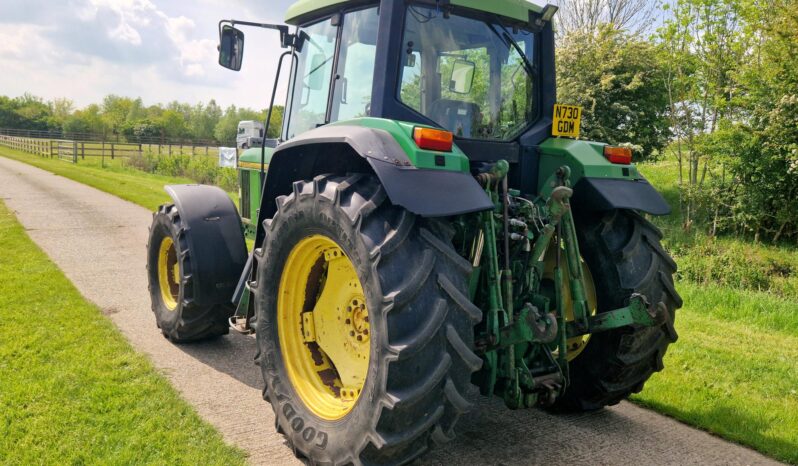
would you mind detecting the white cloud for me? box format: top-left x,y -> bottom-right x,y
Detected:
0,0 -> 295,108
162,14 -> 217,77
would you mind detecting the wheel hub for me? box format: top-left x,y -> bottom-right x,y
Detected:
278,235 -> 371,420
157,236 -> 179,311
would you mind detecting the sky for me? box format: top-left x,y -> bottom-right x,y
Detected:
0,0 -> 295,109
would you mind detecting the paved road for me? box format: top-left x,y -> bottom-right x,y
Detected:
0,155 -> 782,466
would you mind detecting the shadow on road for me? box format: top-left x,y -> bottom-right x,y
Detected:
175,332 -> 263,390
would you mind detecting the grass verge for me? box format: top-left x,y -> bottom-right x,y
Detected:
0,201 -> 246,464
632,281 -> 798,464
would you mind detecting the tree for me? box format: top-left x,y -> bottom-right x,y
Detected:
101,95 -> 137,136
556,0 -> 658,37
48,98 -> 74,129
656,0 -> 746,229
2,93 -> 53,131
266,106 -> 284,139
557,25 -> 670,159
715,0 -> 798,241
63,104 -> 106,135
188,100 -> 222,141
157,109 -> 189,139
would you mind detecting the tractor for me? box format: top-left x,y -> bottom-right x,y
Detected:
146,0 -> 682,464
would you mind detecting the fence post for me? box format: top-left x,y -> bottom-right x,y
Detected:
111,143 -> 115,160
49,140 -> 53,158
73,141 -> 78,163
81,142 -> 85,160
139,143 -> 142,157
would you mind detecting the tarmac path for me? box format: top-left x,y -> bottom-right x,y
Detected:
0,154 -> 782,465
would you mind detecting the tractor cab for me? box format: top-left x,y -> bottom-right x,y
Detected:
279,0 -> 556,148
220,0 -> 557,151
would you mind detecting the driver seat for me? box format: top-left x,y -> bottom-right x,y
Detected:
429,99 -> 482,138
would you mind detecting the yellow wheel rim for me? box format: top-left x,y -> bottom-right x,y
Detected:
544,246 -> 598,361
157,236 -> 180,311
278,235 -> 370,421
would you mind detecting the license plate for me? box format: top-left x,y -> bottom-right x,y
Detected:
552,104 -> 582,139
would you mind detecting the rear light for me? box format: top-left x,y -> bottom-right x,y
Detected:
604,146 -> 632,165
413,127 -> 453,152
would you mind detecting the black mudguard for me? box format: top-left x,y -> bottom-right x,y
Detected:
165,185 -> 248,306
571,177 -> 671,216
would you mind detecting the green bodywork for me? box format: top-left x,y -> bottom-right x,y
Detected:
329,118 -> 470,172
537,138 -> 641,197
285,0 -> 543,24
236,117 -> 470,239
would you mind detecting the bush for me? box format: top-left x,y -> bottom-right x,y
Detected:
125,151 -> 238,192
669,232 -> 798,297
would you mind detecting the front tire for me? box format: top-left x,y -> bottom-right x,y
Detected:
254,174 -> 482,465
553,209 -> 682,411
146,204 -> 232,342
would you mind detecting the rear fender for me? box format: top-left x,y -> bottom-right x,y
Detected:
253,123 -> 493,246
537,138 -> 671,216
164,185 -> 248,305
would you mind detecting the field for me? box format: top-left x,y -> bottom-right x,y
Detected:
0,146 -> 796,463
0,200 -> 246,464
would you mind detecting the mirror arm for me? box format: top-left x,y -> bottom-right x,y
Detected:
219,20 -> 296,48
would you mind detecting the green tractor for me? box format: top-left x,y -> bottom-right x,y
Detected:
146,0 -> 681,464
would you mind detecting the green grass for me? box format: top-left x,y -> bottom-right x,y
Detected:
0,201 -> 246,464
632,282 -> 798,464
634,157 -> 798,463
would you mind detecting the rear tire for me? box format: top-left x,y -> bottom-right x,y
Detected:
553,209 -> 682,411
146,204 -> 232,342
254,174 -> 482,465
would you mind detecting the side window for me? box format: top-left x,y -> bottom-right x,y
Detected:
332,7 -> 379,122
399,51 -> 422,112
285,19 -> 338,139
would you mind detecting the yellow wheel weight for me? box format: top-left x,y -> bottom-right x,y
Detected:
157,236 -> 180,311
278,235 -> 371,420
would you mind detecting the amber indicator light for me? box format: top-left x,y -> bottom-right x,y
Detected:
413,127 -> 454,152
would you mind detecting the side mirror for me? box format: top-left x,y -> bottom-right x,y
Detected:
218,25 -> 245,71
449,59 -> 476,94
307,53 -> 327,91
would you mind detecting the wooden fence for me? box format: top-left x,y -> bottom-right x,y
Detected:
0,134 -> 220,165
0,135 -> 143,163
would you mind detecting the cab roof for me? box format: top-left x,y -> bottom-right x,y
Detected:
285,0 -> 545,26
